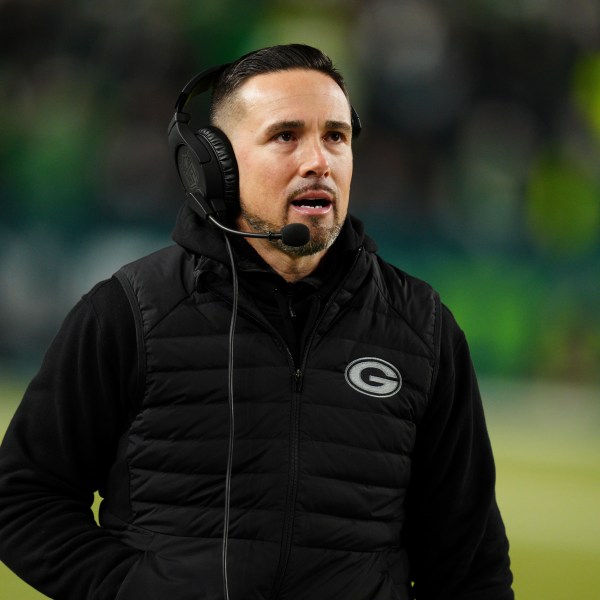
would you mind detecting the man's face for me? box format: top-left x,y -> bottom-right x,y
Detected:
224,69 -> 354,255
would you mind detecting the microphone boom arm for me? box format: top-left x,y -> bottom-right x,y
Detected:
208,215 -> 283,241
207,215 -> 310,247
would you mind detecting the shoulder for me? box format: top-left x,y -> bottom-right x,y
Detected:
80,276 -> 137,364
369,253 -> 441,339
116,244 -> 197,303
113,245 -> 203,338
371,253 -> 438,301
117,244 -> 195,290
83,277 -> 132,319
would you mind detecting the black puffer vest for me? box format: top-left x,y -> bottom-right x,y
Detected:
104,212 -> 441,600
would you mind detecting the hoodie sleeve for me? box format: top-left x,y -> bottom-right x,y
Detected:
404,305 -> 514,600
0,277 -> 142,600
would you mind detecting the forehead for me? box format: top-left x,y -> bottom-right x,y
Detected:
234,69 -> 351,121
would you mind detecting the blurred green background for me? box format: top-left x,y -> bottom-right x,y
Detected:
1,0 -> 599,598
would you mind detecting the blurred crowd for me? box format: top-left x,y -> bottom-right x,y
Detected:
1,0 -> 599,385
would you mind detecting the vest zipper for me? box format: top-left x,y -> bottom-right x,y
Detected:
270,367 -> 302,598
270,248 -> 363,598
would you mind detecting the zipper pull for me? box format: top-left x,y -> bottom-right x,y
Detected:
288,291 -> 297,318
294,368 -> 303,391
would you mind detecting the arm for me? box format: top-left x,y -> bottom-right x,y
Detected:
404,305 -> 513,599
0,278 -> 142,600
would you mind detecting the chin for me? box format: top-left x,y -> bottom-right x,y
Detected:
278,221 -> 342,257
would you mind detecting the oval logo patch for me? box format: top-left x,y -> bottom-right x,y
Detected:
344,357 -> 402,398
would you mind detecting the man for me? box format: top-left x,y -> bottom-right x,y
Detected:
0,44 -> 513,599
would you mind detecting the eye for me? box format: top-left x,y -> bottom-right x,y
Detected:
326,131 -> 347,143
274,131 -> 296,143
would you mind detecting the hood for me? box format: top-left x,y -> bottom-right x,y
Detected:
171,203 -> 232,264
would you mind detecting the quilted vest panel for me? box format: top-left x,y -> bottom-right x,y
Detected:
109,243 -> 440,599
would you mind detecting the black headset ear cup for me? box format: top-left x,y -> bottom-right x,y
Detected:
195,126 -> 239,215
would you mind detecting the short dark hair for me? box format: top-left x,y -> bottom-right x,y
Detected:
210,44 -> 349,123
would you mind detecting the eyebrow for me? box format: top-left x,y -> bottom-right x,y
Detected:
325,120 -> 353,133
263,119 -> 352,137
264,120 -> 304,137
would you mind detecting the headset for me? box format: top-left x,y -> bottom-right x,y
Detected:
167,63 -> 362,237
168,64 -> 239,224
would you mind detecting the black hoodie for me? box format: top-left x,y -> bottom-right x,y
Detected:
0,208 -> 513,599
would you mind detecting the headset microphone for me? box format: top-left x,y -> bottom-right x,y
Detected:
275,223 -> 311,246
204,212 -> 310,247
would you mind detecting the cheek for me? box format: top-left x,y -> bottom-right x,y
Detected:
236,157 -> 264,198
236,157 -> 289,219
244,164 -> 295,207
336,157 -> 353,195
237,152 -> 279,189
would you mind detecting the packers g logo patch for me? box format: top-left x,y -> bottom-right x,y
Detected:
344,357 -> 402,398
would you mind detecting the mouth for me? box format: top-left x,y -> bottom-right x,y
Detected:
291,198 -> 332,209
289,189 -> 334,216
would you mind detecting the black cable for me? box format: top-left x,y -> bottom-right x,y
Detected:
222,233 -> 238,600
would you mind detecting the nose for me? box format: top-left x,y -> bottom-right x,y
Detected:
299,140 -> 330,178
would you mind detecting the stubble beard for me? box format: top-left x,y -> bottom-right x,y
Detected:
239,204 -> 343,257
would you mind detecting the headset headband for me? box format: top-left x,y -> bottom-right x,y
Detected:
174,64 -> 230,114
